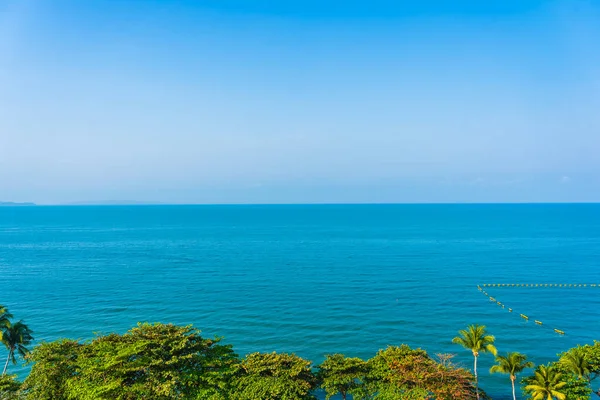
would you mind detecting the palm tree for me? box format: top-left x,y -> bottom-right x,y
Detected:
490,352 -> 534,400
452,324 -> 497,400
0,306 -> 12,334
559,346 -> 592,382
1,321 -> 33,375
524,365 -> 567,400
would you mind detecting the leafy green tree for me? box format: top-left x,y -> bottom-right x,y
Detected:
583,341 -> 600,397
547,362 -> 592,400
524,365 -> 567,400
0,374 -> 22,399
230,352 -> 317,400
584,341 -> 600,374
560,347 -> 592,382
490,352 -> 533,400
23,339 -> 82,400
360,345 -> 428,399
1,321 -> 33,375
359,345 -> 478,400
317,353 -> 368,400
558,342 -> 600,397
452,324 -> 497,400
24,323 -> 238,400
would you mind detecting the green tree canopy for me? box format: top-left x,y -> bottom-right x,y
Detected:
230,352 -> 317,400
23,339 -> 82,400
545,362 -> 592,400
583,341 -> 600,397
560,346 -> 592,382
24,323 -> 238,400
360,345 -> 479,400
558,341 -> 600,397
317,353 -> 368,400
0,374 -> 22,399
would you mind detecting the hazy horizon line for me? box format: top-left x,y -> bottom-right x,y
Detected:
3,201 -> 600,207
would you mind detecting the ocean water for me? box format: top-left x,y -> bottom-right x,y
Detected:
1,204 -> 599,399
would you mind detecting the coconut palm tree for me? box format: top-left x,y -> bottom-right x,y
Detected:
0,306 -> 12,334
524,365 -> 567,400
490,352 -> 534,400
560,346 -> 592,382
1,321 -> 33,375
452,324 -> 497,400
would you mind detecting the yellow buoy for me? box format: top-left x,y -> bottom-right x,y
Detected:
520,314 -> 529,320
535,320 -> 543,325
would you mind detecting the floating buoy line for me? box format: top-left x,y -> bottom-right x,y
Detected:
481,283 -> 597,288
476,283 -> 598,336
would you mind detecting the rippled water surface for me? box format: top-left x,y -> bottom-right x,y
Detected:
1,204 -> 599,398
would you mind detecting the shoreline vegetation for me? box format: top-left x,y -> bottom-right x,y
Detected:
1,306 -> 599,399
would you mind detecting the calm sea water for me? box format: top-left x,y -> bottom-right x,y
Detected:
1,204 -> 599,399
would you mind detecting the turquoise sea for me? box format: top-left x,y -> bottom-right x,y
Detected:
1,204 -> 599,399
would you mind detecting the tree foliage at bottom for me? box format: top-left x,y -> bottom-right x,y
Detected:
23,323 -> 238,400
230,352 -> 317,400
357,345 -> 480,399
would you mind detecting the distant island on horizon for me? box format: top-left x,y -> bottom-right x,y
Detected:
0,201 -> 37,206
64,200 -> 168,206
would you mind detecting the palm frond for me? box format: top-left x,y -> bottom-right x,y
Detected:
1,320 -> 34,366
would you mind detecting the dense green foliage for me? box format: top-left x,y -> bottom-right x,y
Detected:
13,325 -> 482,400
21,339 -> 82,399
231,352 -> 317,400
0,374 -> 22,399
544,362 -> 592,399
24,323 -> 237,400
359,345 -> 478,399
558,342 -> 600,397
317,354 -> 368,399
0,309 -> 597,399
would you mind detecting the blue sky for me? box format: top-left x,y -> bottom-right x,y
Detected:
1,0 -> 599,204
